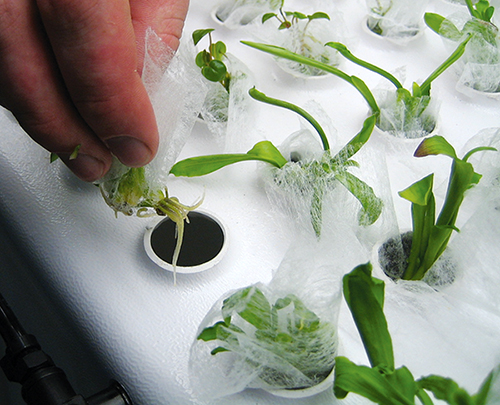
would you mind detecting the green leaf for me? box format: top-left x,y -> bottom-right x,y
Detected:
414,136 -> 458,159
335,171 -> 383,226
419,35 -> 471,96
398,174 -> 434,206
262,12 -> 277,23
334,357 -> 416,405
195,50 -> 211,68
221,286 -> 273,331
473,364 -> 499,405
192,28 -> 214,45
69,144 -> 81,160
462,146 -> 497,162
249,87 -> 330,151
333,114 -> 376,162
308,12 -> 330,21
351,76 -> 380,114
418,375 -> 474,405
424,13 -> 462,40
170,141 -> 287,177
241,41 -> 378,111
50,152 -> 59,163
343,264 -> 394,369
246,140 -> 288,166
212,41 -> 227,60
211,346 -> 230,355
197,321 -> 227,341
286,11 -> 307,20
325,42 -> 403,89
201,60 -> 227,82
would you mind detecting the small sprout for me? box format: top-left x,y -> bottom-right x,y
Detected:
262,6 -> 330,30
465,0 -> 495,23
193,29 -> 231,92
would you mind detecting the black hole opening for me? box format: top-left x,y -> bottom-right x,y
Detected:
150,212 -> 225,267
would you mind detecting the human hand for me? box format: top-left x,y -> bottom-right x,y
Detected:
0,0 -> 189,182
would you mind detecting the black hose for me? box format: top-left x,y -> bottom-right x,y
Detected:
0,291 -> 133,405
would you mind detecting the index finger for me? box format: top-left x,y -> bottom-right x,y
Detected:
36,0 -> 159,168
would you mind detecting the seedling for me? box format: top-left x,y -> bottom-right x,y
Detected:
336,263 -> 500,405
170,87 -> 383,236
193,29 -> 230,92
394,136 -> 496,281
424,2 -> 499,92
424,2 -> 497,46
366,0 -> 394,35
197,285 -> 337,389
99,166 -> 202,283
260,3 -> 341,77
326,38 -> 471,137
261,3 -> 330,31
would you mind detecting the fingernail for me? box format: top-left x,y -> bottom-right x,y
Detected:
62,154 -> 106,182
105,136 -> 153,167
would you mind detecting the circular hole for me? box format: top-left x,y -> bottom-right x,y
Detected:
145,211 -> 227,272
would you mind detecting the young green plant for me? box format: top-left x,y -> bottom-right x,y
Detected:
260,3 -> 343,77
397,135 -> 496,280
261,2 -> 330,30
99,166 -> 202,284
197,285 -> 337,389
170,87 -> 383,236
193,29 -> 231,92
325,37 -> 471,137
366,0 -> 394,35
336,263 -> 500,405
425,0 -> 496,41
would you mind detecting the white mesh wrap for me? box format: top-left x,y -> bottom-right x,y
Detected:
189,241 -> 342,399
98,29 -> 207,211
212,0 -> 281,29
199,53 -> 257,152
365,0 -> 429,43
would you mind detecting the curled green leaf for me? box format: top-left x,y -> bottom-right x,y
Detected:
192,28 -> 214,46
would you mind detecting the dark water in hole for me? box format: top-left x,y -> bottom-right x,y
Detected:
150,212 -> 225,267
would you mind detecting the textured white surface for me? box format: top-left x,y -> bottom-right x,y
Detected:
0,0 -> 500,404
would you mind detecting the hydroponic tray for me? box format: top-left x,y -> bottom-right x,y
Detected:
0,0 -> 499,404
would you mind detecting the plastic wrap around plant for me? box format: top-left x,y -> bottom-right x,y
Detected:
212,0 -> 281,29
365,0 -> 429,43
375,88 -> 440,139
200,54 -> 256,151
249,6 -> 347,78
272,19 -> 343,78
97,30 -> 206,281
426,10 -> 500,94
189,242 -> 341,399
